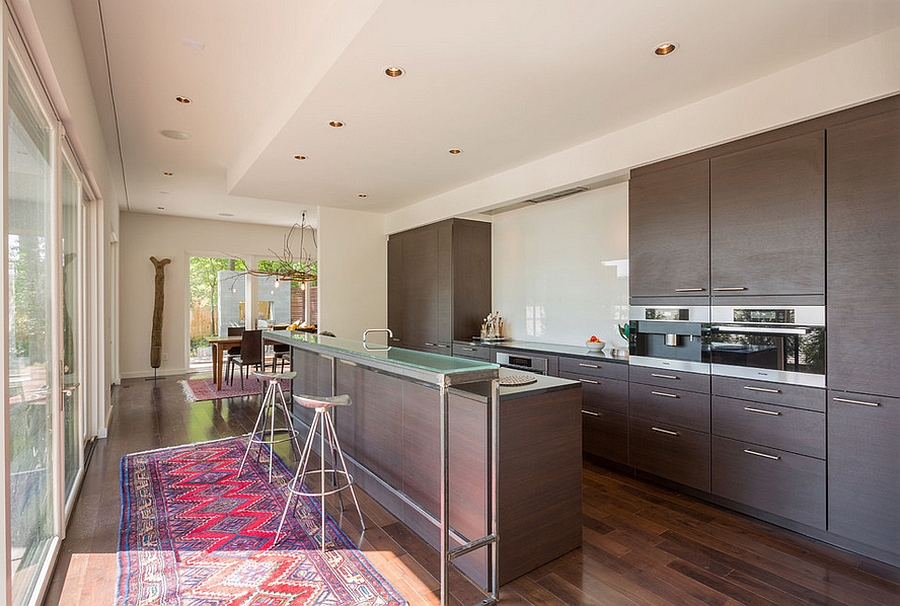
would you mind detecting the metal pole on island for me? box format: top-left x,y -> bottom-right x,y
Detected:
149,256 -> 171,381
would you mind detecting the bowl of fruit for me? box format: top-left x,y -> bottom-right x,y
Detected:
585,335 -> 605,352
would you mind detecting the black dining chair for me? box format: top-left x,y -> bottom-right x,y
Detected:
228,329 -> 263,388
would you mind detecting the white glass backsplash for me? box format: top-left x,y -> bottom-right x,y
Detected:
493,182 -> 629,350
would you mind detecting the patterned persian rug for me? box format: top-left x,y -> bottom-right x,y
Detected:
180,376 -> 290,402
116,436 -> 406,605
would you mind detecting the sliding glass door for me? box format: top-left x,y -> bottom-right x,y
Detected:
61,156 -> 84,505
7,56 -> 56,604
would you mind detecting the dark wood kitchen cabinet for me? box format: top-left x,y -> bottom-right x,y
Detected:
628,367 -> 711,491
826,106 -> 900,396
709,130 -> 825,302
827,391 -> 900,556
629,159 -> 710,303
558,356 -> 629,465
710,376 -> 826,529
388,218 -> 491,353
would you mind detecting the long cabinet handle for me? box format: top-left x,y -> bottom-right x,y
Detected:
651,391 -> 679,399
832,396 -> 880,407
651,427 -> 679,436
744,449 -> 781,461
743,406 -> 781,416
743,385 -> 782,394
579,379 -> 601,385
582,410 -> 601,417
579,363 -> 601,369
713,286 -> 748,292
651,373 -> 680,380
462,347 -> 477,351
674,287 -> 706,292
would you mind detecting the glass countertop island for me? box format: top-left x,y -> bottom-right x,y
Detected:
264,330 -> 499,386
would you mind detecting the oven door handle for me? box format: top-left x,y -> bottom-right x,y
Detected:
712,326 -> 809,335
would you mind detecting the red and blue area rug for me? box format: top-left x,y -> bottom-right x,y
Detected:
117,436 -> 406,605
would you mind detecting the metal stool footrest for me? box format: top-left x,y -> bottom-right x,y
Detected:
238,371 -> 301,482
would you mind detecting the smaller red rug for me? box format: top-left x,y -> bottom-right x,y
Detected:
181,376 -> 290,401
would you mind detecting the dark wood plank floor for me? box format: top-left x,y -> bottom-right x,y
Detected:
44,374 -> 900,605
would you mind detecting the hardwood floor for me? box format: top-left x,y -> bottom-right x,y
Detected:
44,374 -> 900,605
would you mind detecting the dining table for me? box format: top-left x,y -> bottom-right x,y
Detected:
206,335 -> 243,390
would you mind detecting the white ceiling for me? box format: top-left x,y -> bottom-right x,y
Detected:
73,0 -> 900,227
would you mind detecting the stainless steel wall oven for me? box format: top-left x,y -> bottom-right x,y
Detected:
709,306 -> 825,387
629,306 -> 710,374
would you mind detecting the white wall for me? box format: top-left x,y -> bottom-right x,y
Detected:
118,212 -> 295,378
317,206 -> 387,340
493,183 -> 629,350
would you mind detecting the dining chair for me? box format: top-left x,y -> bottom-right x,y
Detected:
228,329 -> 263,388
225,326 -> 244,369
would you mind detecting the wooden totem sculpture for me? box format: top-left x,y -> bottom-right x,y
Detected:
150,256 -> 171,369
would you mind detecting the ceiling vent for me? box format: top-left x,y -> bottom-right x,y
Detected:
484,186 -> 589,215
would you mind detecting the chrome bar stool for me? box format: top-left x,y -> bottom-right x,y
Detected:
275,393 -> 365,551
238,370 -> 301,482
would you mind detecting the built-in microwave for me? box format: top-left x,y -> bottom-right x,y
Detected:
709,306 -> 825,387
629,306 -> 710,374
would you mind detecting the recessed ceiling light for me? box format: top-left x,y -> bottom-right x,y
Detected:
175,96 -> 192,104
163,171 -> 173,176
654,42 -> 678,56
161,129 -> 191,140
358,193 -> 367,198
294,155 -> 307,160
448,148 -> 462,155
384,66 -> 405,78
218,212 -> 234,217
329,120 -> 344,128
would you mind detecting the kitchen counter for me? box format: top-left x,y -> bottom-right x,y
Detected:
274,330 -> 583,586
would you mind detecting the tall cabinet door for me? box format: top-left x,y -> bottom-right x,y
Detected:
826,107 -> 900,396
629,159 -> 710,301
387,233 -> 404,345
400,226 -> 439,348
710,131 -> 824,299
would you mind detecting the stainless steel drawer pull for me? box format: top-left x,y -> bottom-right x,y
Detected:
462,347 -> 476,351
713,286 -> 748,291
743,406 -> 781,416
651,427 -> 679,436
425,341 -> 436,346
579,379 -> 600,385
651,373 -> 680,380
578,363 -> 601,369
651,391 -> 679,399
674,287 -> 706,292
743,385 -> 782,394
833,397 -> 880,407
582,410 -> 601,417
744,449 -> 781,461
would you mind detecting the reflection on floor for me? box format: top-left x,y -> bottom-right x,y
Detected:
45,375 -> 900,606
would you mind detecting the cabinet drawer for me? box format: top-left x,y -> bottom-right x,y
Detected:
712,396 -> 824,459
630,365 -> 710,393
712,376 -> 825,412
560,372 -> 628,415
712,436 -> 825,530
630,383 -> 710,432
452,342 -> 492,361
582,409 -> 628,466
559,356 -> 628,381
629,421 -> 710,491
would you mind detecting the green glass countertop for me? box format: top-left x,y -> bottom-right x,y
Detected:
265,330 -> 499,380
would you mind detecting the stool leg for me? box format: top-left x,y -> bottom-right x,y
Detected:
274,381 -> 302,457
238,380 -> 274,477
275,410 -> 320,543
321,410 -> 365,533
